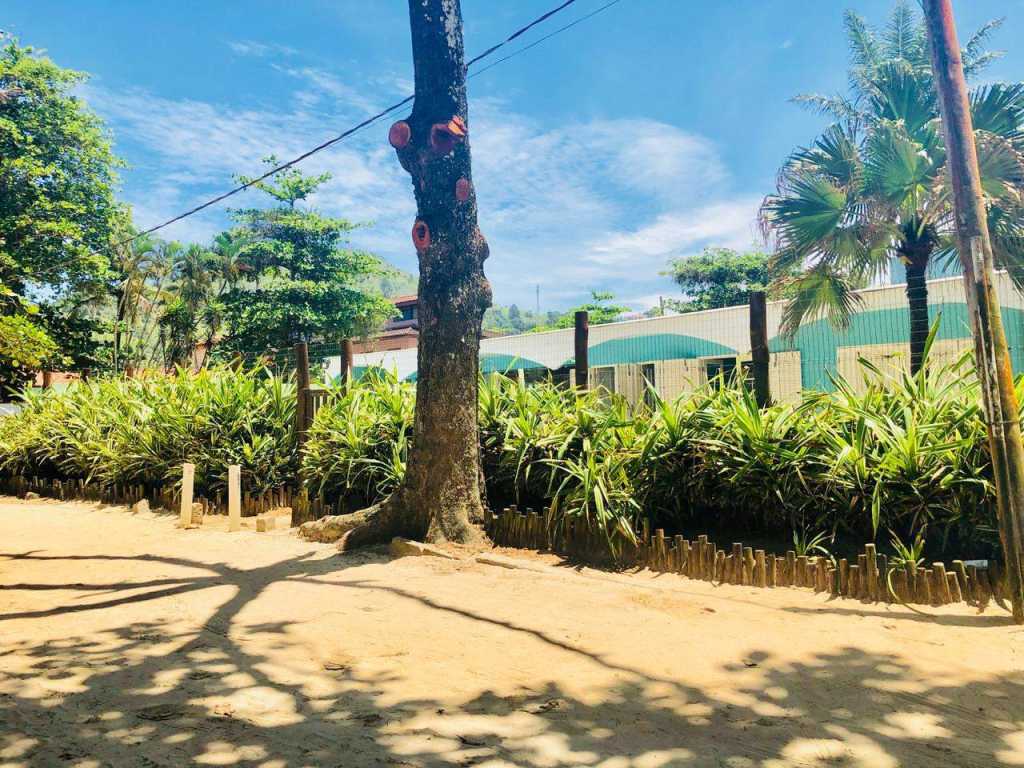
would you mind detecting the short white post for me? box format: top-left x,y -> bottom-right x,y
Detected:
228,465 -> 241,532
179,463 -> 195,528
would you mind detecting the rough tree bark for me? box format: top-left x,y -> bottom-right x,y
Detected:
903,249 -> 931,376
300,0 -> 490,548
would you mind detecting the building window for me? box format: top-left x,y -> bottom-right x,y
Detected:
704,357 -> 737,390
641,362 -> 657,408
591,366 -> 615,393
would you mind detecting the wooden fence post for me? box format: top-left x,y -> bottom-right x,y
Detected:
340,338 -> 354,383
749,291 -> 770,408
228,464 -> 241,532
574,310 -> 589,391
179,463 -> 194,528
294,342 -> 311,448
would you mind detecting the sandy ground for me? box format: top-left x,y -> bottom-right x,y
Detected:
0,498 -> 1022,768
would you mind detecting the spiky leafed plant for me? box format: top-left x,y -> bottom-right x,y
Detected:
760,2 -> 1024,374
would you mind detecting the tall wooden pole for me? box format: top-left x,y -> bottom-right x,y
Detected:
294,342 -> 311,449
749,291 -> 770,408
923,0 -> 1024,622
574,310 -> 589,391
339,338 -> 354,383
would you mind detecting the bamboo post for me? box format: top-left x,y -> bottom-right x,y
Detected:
952,560 -> 970,603
865,544 -> 878,601
574,310 -> 589,391
228,464 -> 241,532
922,569 -> 935,605
748,290 -> 770,407
923,0 -> 1024,623
179,463 -> 194,528
743,547 -> 755,586
934,562 -> 952,604
947,571 -> 963,603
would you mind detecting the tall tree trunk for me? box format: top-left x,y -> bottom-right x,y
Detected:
300,0 -> 490,548
904,250 -> 931,376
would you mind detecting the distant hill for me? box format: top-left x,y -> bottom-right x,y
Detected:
361,263 -> 418,298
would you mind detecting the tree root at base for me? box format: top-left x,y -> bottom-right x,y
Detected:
297,495 -> 487,550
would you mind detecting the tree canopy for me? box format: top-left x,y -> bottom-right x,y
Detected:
664,248 -> 772,312
213,160 -> 396,359
0,36 -> 121,301
529,291 -> 630,332
760,2 -> 1024,373
0,35 -> 123,388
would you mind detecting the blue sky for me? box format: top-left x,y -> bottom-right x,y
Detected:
5,1 -> 1023,311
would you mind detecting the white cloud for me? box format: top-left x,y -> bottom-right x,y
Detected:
227,40 -> 299,58
88,82 -> 761,311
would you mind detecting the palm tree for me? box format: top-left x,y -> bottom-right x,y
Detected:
197,232 -> 247,364
107,230 -> 161,372
760,3 -> 1024,374
159,243 -> 214,368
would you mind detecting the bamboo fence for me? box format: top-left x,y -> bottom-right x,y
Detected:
487,504 -> 1007,610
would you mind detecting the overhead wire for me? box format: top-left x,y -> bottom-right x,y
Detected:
116,0 -> 626,247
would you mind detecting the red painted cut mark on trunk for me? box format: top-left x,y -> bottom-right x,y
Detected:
412,220 -> 431,252
447,115 -> 467,137
455,178 -> 472,202
388,121 -> 411,149
429,124 -> 456,154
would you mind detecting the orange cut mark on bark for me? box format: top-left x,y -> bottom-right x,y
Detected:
447,115 -> 467,136
412,220 -> 431,252
388,121 -> 411,149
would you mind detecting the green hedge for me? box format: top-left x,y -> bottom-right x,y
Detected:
0,355 -> 1006,558
0,368 -> 296,497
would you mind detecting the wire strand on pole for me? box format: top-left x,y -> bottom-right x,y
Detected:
115,0 -> 625,247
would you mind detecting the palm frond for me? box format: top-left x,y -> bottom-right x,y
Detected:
962,18 -> 1005,78
970,83 -> 1024,148
778,266 -> 863,338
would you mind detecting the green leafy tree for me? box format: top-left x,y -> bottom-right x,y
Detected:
484,303 -> 560,334
0,314 -> 57,394
530,291 -> 630,332
0,36 -> 121,321
215,159 -> 395,358
664,248 -> 773,312
760,3 -> 1024,373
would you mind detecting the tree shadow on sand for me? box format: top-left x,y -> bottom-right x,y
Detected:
0,547 -> 1022,767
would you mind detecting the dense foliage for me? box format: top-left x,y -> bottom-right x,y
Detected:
0,314 -> 58,393
664,248 -> 774,312
527,291 -> 631,333
0,351 -> 1005,560
299,354 -> 1000,559
0,368 -> 295,497
213,160 -> 396,360
0,36 -> 123,388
